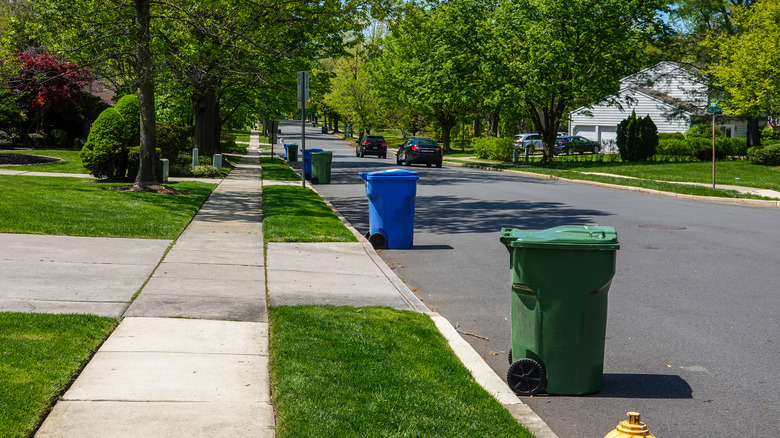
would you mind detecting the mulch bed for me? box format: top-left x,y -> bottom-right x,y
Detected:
0,152 -> 62,166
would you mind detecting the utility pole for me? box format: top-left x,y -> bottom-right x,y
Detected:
298,71 -> 309,188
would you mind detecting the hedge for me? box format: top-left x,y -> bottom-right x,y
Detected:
472,136 -> 515,162
747,144 -> 780,165
658,137 -> 747,159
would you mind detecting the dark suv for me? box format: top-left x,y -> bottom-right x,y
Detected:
357,135 -> 387,158
396,136 -> 443,167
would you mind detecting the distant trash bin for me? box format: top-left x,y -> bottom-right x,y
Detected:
284,143 -> 298,162
310,151 -> 333,184
302,148 -> 323,179
322,126 -> 328,134
500,225 -> 620,396
358,169 -> 419,249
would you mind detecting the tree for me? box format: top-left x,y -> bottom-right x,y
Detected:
324,45 -> 387,140
4,51 -> 90,138
374,0 -> 486,151
489,0 -> 663,161
706,1 -> 780,127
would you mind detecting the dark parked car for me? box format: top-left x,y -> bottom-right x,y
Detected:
396,137 -> 443,167
357,135 -> 388,158
556,135 -> 601,154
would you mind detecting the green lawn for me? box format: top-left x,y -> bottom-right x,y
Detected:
0,176 -> 215,238
448,154 -> 780,199
260,157 -> 300,181
0,313 -> 117,438
1,149 -> 89,174
262,184 -> 357,242
269,306 -> 533,438
554,159 -> 780,190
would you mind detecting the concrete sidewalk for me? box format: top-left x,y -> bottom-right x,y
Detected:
25,136 -> 555,438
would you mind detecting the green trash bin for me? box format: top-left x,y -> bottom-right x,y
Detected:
284,143 -> 298,162
310,150 -> 333,184
500,225 -> 620,396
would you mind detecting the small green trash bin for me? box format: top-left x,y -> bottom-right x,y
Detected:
500,225 -> 619,396
310,150 -> 333,184
284,143 -> 298,162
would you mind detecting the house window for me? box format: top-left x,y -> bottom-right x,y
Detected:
718,125 -> 735,138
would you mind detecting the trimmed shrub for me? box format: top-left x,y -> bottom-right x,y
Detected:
747,144 -> 780,165
220,126 -> 236,153
658,132 -> 685,140
126,146 -> 162,179
472,136 -> 515,162
27,132 -> 47,148
0,130 -> 11,147
686,123 -> 724,139
156,122 -> 188,162
617,112 -> 657,161
79,108 -> 128,178
114,94 -> 140,147
49,129 -> 68,148
659,137 -> 748,159
192,165 -> 221,178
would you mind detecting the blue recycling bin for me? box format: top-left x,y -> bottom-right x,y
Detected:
302,148 -> 323,179
358,169 -> 419,249
283,143 -> 298,162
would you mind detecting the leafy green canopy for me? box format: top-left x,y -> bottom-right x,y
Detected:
706,1 -> 780,118
489,0 -> 663,160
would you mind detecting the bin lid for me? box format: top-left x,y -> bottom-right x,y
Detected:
311,150 -> 332,155
359,169 -> 420,181
303,148 -> 323,153
283,143 -> 297,146
500,225 -> 619,250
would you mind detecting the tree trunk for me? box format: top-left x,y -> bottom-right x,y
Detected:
746,118 -> 761,148
486,111 -> 500,137
333,114 -> 341,133
193,86 -> 219,157
134,0 -> 157,186
437,111 -> 457,152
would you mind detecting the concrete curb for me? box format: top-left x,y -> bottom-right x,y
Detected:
448,160 -> 780,208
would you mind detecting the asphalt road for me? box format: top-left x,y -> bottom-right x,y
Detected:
278,121 -> 780,437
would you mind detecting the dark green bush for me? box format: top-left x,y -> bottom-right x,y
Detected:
220,126 -> 236,153
49,129 -> 68,148
617,112 -> 657,161
27,132 -> 47,148
472,136 -> 514,162
747,144 -> 780,165
156,122 -> 188,162
80,108 -> 127,178
126,146 -> 162,179
0,130 -> 11,147
114,94 -> 140,147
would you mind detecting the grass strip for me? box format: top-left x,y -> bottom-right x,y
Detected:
449,159 -> 777,200
0,313 -> 117,438
269,306 -> 532,438
0,176 -> 216,238
260,157 -> 300,181
1,149 -> 88,174
262,184 -> 357,242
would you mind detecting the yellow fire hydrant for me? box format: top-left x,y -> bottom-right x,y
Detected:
604,412 -> 656,438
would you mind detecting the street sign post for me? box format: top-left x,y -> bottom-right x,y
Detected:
706,101 -> 721,189
298,71 -> 309,187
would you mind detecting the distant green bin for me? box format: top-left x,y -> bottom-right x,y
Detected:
284,143 -> 298,162
310,150 -> 333,184
500,225 -> 619,396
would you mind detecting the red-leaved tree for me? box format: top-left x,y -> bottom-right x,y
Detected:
5,51 -> 91,135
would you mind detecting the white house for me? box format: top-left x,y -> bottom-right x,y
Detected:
568,61 -> 748,152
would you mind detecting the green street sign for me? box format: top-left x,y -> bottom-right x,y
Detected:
706,101 -> 722,114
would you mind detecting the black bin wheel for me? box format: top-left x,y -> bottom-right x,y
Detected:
507,358 -> 546,396
368,232 -> 386,249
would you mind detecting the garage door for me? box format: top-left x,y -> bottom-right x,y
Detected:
573,126 -> 596,140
